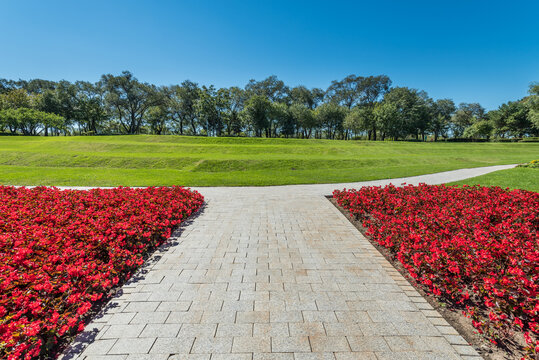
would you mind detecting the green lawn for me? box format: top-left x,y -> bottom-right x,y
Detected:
0,135 -> 537,186
449,167 -> 539,192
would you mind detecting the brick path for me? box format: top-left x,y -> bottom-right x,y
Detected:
62,165 -> 513,360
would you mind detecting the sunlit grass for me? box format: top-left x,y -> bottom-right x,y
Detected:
0,135 -> 536,186
448,167 -> 539,192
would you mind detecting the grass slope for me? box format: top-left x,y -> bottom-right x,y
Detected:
1,135 -> 537,186
449,167 -> 539,192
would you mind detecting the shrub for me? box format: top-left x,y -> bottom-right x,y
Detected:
518,160 -> 539,168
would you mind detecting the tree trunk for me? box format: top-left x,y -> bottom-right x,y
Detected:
190,118 -> 197,135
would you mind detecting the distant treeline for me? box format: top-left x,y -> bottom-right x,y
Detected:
1,72 -> 538,140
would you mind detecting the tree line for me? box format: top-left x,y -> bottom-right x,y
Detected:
0,71 -> 538,140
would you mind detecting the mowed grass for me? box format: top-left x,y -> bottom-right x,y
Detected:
0,135 -> 537,186
449,167 -> 539,192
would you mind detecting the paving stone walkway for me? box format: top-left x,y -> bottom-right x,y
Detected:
62,165 -> 514,360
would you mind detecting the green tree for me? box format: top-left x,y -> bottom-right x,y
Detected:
326,75 -> 364,109
463,120 -> 493,139
489,101 -> 533,138
315,103 -> 347,139
242,95 -> 272,137
343,107 -> 372,139
525,82 -> 539,132
0,88 -> 35,109
373,102 -> 404,140
73,81 -> 109,135
102,71 -> 165,134
146,105 -> 170,135
221,87 -> 245,136
290,103 -> 316,138
430,99 -> 455,141
383,87 -> 431,140
271,103 -> 295,137
290,86 -> 325,109
169,80 -> 200,135
0,108 -> 65,135
195,86 -> 230,136
245,76 -> 289,103
451,103 -> 485,138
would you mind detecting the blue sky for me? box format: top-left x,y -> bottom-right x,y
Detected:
1,0 -> 538,109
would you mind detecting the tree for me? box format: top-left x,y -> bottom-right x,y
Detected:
315,103 -> 347,139
146,105 -> 170,135
221,87 -> 245,136
242,95 -> 272,137
373,102 -> 403,140
169,80 -> 200,135
0,88 -> 34,109
463,120 -> 493,139
357,75 -> 392,140
325,74 -> 391,139
383,87 -> 431,140
271,103 -> 295,137
0,108 -> 65,135
343,107 -> 372,139
451,103 -> 485,138
72,81 -> 109,135
290,103 -> 316,138
196,86 -> 229,136
359,75 -> 392,105
525,82 -> 539,132
325,75 -> 364,109
102,71 -> 165,134
430,99 -> 455,141
245,76 -> 289,103
489,101 -> 533,138
290,86 -> 324,109
0,79 -> 17,94
22,79 -> 57,94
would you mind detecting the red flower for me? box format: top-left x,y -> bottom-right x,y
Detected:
334,184 -> 539,356
0,185 -> 203,359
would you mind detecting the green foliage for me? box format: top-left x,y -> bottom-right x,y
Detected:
0,73 -> 537,142
101,71 -> 165,134
463,120 -> 494,139
242,95 -> 272,137
373,102 -> 403,140
517,159 -> 539,168
315,103 -> 347,139
343,107 -> 368,134
0,108 -> 65,135
290,103 -> 316,138
429,99 -> 455,140
489,101 -> 534,138
452,103 -> 485,137
382,87 -> 431,140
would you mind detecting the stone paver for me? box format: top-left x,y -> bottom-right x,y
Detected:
59,166 -> 507,359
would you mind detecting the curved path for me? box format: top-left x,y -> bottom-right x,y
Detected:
62,165 -> 513,360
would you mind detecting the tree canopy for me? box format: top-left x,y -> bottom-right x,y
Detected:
0,71 -> 537,140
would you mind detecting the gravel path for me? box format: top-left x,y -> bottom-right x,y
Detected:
61,165 -> 514,359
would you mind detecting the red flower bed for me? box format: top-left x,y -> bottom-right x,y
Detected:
334,184 -> 539,357
0,186 -> 203,359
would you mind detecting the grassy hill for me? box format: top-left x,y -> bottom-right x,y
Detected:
1,135 -> 537,186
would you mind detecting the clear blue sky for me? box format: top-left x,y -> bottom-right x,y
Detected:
1,0 -> 538,109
